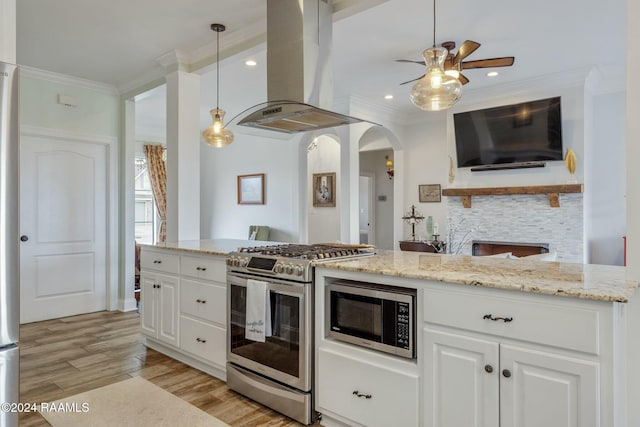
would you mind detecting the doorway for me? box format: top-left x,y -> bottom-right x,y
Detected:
359,174 -> 375,245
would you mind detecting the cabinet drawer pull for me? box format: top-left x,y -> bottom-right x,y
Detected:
196,267 -> 207,271
352,390 -> 372,399
502,369 -> 512,378
483,314 -> 513,323
196,299 -> 207,304
196,337 -> 207,343
153,260 -> 162,264
484,364 -> 494,373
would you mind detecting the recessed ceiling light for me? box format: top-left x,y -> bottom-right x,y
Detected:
384,94 -> 394,100
487,71 -> 499,77
245,60 -> 257,67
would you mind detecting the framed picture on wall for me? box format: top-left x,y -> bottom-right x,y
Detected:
237,173 -> 265,205
313,172 -> 336,207
419,184 -> 441,203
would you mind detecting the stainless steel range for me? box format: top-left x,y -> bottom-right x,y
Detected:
225,244 -> 374,425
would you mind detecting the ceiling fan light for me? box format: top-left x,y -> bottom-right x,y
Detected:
410,47 -> 462,111
202,108 -> 234,148
444,69 -> 460,79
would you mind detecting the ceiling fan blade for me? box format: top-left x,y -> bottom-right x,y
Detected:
461,57 -> 515,69
396,59 -> 426,66
400,75 -> 424,85
454,40 -> 481,64
458,73 -> 470,85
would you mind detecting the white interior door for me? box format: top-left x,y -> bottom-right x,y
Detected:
20,135 -> 107,323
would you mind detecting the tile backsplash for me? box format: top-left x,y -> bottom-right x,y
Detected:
447,193 -> 583,263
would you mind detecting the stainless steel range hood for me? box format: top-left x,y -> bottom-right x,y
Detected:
237,100 -> 363,133
237,0 -> 369,134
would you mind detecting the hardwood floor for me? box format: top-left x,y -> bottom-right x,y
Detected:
18,311 -> 321,427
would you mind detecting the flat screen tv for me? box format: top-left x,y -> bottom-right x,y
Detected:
453,96 -> 563,169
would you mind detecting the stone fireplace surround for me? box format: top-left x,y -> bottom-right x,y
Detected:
446,193 -> 584,263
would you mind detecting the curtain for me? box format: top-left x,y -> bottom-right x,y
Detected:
144,145 -> 167,242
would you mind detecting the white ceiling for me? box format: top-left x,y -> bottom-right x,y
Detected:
17,0 -> 626,132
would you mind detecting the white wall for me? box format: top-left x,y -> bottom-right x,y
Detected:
402,114 -> 449,241
586,91 -> 626,265
20,73 -> 119,136
308,135 -> 341,243
359,149 -> 394,249
200,133 -> 301,243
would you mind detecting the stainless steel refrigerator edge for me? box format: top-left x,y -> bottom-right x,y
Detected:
0,61 -> 20,427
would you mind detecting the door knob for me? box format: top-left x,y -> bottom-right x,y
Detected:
20,235 -> 28,242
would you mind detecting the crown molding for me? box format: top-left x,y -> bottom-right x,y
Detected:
156,49 -> 192,69
117,67 -> 167,97
19,66 -> 119,95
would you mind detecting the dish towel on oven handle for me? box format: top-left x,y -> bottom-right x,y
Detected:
245,279 -> 272,342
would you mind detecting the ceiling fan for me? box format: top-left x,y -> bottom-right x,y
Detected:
396,40 -> 515,86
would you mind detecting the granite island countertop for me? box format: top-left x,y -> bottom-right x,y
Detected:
139,238 -> 284,256
315,250 -> 639,303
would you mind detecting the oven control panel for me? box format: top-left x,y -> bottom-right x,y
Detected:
226,255 -> 312,282
396,302 -> 411,348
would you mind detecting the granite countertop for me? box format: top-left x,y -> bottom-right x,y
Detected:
315,250 -> 639,303
139,239 -> 284,256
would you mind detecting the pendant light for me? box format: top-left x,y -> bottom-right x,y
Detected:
409,0 -> 462,111
202,23 -> 234,147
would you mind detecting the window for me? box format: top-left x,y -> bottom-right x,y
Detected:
134,156 -> 156,244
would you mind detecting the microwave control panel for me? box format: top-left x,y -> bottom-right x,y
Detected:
396,302 -> 411,348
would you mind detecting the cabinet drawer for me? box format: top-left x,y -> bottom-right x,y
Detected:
317,347 -> 419,427
180,316 -> 226,367
423,287 -> 600,354
180,255 -> 226,283
181,279 -> 226,325
141,250 -> 180,275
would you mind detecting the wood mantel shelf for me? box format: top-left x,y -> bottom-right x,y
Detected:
442,184 -> 584,208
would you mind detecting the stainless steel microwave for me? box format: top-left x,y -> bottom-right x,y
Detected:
326,280 -> 416,359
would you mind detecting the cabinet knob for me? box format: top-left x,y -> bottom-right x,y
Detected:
352,390 -> 372,399
483,314 -> 513,323
20,235 -> 29,242
484,364 -> 494,373
502,369 -> 512,378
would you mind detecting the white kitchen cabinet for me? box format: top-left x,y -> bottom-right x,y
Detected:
140,250 -> 180,348
500,344 -> 598,427
423,328 -> 499,427
423,286 -> 601,427
140,272 -> 180,347
317,347 -> 419,427
179,254 -> 227,372
140,248 -> 227,380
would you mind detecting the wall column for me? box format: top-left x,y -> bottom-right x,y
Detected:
162,52 -> 201,242
627,0 -> 639,278
0,0 -> 16,63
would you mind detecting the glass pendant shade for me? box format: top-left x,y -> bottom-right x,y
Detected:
202,108 -> 234,148
410,47 -> 462,111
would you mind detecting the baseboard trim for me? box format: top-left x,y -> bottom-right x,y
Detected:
121,298 -> 138,312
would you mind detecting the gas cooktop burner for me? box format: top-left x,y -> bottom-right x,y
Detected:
237,243 -> 373,260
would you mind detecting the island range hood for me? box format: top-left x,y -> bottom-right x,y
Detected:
237,0 -> 368,134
